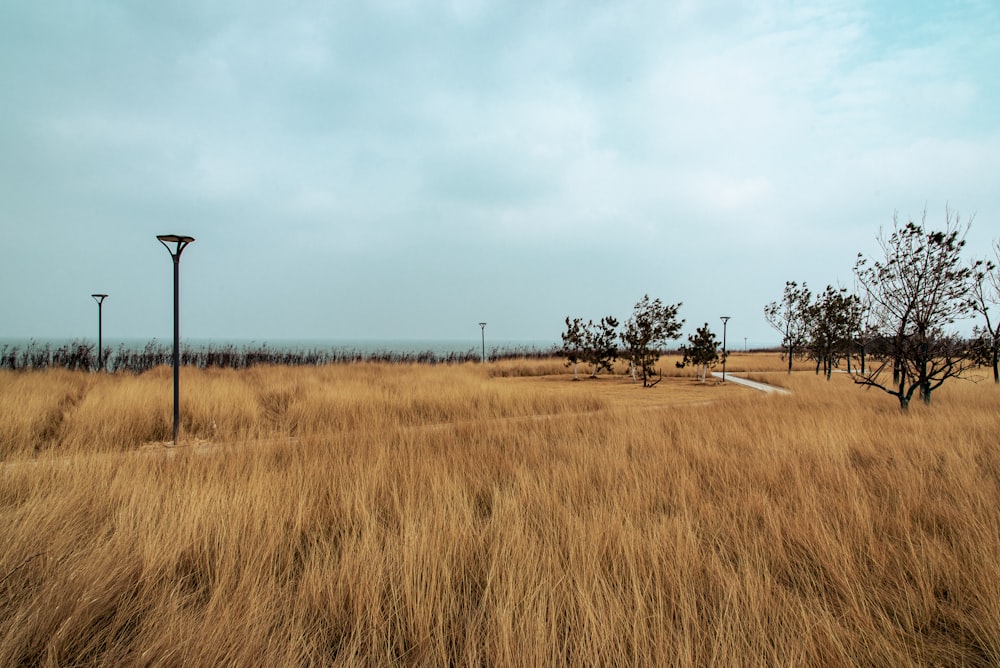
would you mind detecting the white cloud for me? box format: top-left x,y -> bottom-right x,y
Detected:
1,0 -> 998,341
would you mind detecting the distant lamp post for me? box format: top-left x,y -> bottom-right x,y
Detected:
91,293 -> 108,371
744,336 -> 748,353
157,234 -> 195,445
479,322 -> 487,363
720,316 -> 731,383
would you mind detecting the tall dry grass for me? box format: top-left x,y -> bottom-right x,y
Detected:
1,356 -> 999,665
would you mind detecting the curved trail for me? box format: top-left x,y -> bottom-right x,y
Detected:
710,373 -> 791,394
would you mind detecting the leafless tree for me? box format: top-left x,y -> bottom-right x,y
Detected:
853,207 -> 979,410
804,285 -> 859,380
764,281 -> 811,373
968,239 -> 1000,383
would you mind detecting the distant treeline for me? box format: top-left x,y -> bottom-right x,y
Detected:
0,340 -> 561,373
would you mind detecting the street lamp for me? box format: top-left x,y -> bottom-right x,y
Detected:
479,322 -> 487,363
720,316 -> 730,383
744,336 -> 748,353
91,294 -> 108,371
157,234 -> 195,445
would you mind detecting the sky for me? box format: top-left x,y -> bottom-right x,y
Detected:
1,0 -> 998,348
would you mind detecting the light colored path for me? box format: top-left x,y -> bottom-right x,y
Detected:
710,372 -> 791,394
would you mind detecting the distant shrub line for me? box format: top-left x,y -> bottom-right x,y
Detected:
0,340 -> 561,373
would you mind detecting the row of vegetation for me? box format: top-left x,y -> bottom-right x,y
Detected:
558,207 -> 999,410
765,207 -> 1000,410
560,298 -> 725,387
0,340 -> 559,373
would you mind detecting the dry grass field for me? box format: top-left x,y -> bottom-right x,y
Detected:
2,353 -> 999,665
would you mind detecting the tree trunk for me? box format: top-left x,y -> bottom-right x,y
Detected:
860,345 -> 866,375
993,346 -> 999,384
787,346 -> 793,373
573,362 -> 579,381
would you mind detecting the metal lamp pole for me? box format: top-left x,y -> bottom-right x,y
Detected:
720,316 -> 730,383
157,235 -> 195,445
91,293 -> 108,371
479,322 -> 487,363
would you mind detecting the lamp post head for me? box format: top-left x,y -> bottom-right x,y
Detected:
720,316 -> 730,324
157,234 -> 195,259
479,322 -> 487,329
91,293 -> 108,304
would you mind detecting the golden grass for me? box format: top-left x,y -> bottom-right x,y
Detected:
2,355 -> 999,665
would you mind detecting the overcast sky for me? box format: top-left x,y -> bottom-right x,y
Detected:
1,1 -> 998,347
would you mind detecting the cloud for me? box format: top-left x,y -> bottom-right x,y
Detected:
0,0 -> 998,342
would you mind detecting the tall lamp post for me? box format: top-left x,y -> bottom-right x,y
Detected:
157,235 -> 195,445
720,316 -> 730,383
479,322 -> 487,363
91,293 -> 108,371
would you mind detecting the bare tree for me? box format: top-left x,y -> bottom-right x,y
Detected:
804,285 -> 859,380
853,207 -> 979,410
848,281 -> 879,375
764,281 -> 811,373
968,240 -> 1000,383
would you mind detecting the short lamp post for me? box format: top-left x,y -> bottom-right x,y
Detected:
479,322 -> 487,363
720,316 -> 730,383
157,234 -> 195,445
91,294 -> 108,371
